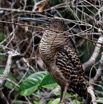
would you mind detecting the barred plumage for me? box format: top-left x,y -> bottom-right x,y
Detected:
39,18 -> 88,103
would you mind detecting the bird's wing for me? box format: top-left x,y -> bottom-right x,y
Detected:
56,44 -> 87,98
56,44 -> 85,77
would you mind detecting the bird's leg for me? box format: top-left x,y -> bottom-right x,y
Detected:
60,83 -> 69,104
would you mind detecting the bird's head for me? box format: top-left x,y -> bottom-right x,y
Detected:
47,18 -> 67,32
18,17 -> 67,32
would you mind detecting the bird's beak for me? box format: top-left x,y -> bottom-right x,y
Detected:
18,17 -> 48,23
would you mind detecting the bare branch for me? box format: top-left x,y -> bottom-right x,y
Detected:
87,85 -> 97,104
87,53 -> 103,104
83,35 -> 103,70
0,50 -> 21,87
0,91 -> 9,104
89,53 -> 103,84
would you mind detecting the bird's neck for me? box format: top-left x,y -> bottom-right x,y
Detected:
39,30 -> 68,63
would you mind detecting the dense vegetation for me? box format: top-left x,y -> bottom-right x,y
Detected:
0,0 -> 103,104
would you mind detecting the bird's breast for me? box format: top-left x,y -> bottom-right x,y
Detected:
39,30 -> 69,64
39,36 -> 56,63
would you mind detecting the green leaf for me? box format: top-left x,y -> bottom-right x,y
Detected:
0,48 -> 5,61
66,93 -> 76,98
96,99 -> 103,103
48,98 -> 60,104
19,71 -> 57,96
42,83 -> 57,89
41,73 -> 57,89
5,82 -> 15,90
19,71 -> 47,96
0,32 -> 5,42
73,100 -> 82,104
0,67 -> 17,89
19,71 -> 48,96
33,99 -> 39,104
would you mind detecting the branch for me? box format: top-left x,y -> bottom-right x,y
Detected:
0,20 -> 44,30
87,53 -> 103,104
0,7 -> 38,14
0,91 -> 9,104
83,35 -> 103,71
87,85 -> 97,104
90,52 -> 103,84
0,50 -> 21,88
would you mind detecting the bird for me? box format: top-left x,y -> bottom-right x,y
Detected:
38,18 -> 88,104
18,17 -> 90,104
